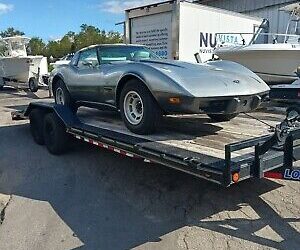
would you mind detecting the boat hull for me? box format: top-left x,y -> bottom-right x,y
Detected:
0,56 -> 48,83
215,44 -> 300,84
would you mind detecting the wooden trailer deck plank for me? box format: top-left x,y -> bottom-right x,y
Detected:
78,108 -> 283,160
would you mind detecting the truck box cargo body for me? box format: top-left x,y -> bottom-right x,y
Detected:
125,0 -> 264,62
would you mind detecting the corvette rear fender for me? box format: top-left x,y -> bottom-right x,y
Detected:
51,73 -> 69,93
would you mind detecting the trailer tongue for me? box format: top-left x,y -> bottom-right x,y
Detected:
12,102 -> 300,187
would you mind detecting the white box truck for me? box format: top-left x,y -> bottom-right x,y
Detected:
125,0 -> 264,62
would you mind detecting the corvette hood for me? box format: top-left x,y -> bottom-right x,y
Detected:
139,59 -> 270,97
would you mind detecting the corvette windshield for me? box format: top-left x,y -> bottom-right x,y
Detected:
98,46 -> 160,64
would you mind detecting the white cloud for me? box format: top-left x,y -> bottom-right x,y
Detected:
0,3 -> 13,14
98,0 -> 165,14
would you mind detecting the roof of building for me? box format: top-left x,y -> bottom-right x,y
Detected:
195,0 -> 299,12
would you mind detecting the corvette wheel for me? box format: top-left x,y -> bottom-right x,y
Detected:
208,113 -> 238,122
120,80 -> 161,135
124,91 -> 144,125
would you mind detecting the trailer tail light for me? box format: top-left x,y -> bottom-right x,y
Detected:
232,172 -> 240,183
169,97 -> 181,104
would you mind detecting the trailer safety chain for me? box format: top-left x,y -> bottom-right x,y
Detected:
242,112 -> 276,131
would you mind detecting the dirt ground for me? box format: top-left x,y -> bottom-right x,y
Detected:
0,87 -> 299,250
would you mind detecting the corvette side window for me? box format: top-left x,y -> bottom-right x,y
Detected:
70,53 -> 79,66
77,49 -> 99,69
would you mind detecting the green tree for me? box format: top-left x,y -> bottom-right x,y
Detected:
28,37 -> 45,55
0,25 -> 123,59
0,27 -> 25,38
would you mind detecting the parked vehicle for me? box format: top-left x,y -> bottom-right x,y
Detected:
124,0 -> 263,62
214,3 -> 300,84
50,53 -> 74,69
50,44 -> 270,135
0,36 -> 48,92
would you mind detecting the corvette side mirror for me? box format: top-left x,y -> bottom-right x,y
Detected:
82,61 -> 94,68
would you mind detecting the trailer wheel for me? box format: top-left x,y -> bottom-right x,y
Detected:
29,109 -> 45,145
208,113 -> 238,122
29,78 -> 39,92
54,80 -> 77,113
43,112 -> 69,155
120,79 -> 162,135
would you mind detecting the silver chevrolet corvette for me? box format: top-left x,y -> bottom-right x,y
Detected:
50,44 -> 270,134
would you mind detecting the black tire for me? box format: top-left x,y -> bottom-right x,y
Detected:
208,113 -> 238,122
29,109 -> 45,145
0,85 -> 3,91
43,112 -> 70,155
120,79 -> 162,135
29,78 -> 39,92
53,79 -> 77,113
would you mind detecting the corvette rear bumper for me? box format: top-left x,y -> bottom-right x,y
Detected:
157,93 -> 268,115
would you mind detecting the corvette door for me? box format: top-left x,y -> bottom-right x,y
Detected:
70,48 -> 104,102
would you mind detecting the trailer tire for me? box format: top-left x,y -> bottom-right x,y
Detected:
29,109 -> 45,145
29,78 -> 39,92
120,79 -> 161,135
208,113 -> 238,122
54,80 -> 77,113
43,112 -> 69,155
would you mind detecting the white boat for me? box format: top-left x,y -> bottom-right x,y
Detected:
0,36 -> 48,91
214,3 -> 300,84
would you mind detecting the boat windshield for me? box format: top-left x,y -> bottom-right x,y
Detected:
11,41 -> 25,51
215,4 -> 300,47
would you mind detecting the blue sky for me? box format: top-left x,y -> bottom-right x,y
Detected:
0,0 -> 163,41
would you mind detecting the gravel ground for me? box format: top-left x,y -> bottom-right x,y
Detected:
0,88 -> 299,250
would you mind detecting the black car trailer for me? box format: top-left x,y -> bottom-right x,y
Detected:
12,101 -> 300,187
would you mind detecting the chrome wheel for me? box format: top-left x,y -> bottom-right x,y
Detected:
55,87 -> 65,105
123,91 -> 144,125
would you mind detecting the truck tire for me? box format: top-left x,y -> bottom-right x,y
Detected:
120,79 -> 162,135
43,112 -> 69,155
208,113 -> 238,122
29,109 -> 45,145
54,79 -> 77,113
29,78 -> 39,92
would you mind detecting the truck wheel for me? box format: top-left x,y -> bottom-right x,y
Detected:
43,112 -> 69,155
120,80 -> 162,135
29,78 -> 39,92
208,113 -> 238,122
54,80 -> 77,113
29,109 -> 45,145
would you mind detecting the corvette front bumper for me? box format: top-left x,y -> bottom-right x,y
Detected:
157,93 -> 268,115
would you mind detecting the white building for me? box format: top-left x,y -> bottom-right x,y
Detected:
195,0 -> 299,35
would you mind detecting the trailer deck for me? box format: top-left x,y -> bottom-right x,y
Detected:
12,102 -> 300,187
79,108 -> 281,158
